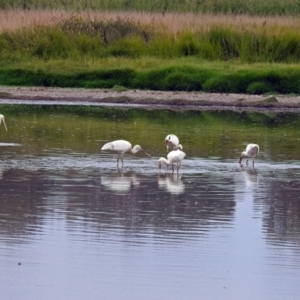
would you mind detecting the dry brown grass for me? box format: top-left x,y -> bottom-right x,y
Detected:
1,9 -> 300,34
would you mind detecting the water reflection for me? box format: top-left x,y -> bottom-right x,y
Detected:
241,167 -> 258,188
101,170 -> 140,194
257,170 -> 300,248
1,106 -> 300,299
0,165 -> 3,180
158,172 -> 185,195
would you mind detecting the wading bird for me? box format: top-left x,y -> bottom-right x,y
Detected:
238,143 -> 259,166
165,134 -> 182,151
158,149 -> 186,172
0,114 -> 7,131
101,140 -> 151,165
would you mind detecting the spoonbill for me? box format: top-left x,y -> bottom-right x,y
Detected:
0,114 -> 7,131
165,134 -> 182,151
158,149 -> 186,172
238,143 -> 259,166
101,140 -> 151,165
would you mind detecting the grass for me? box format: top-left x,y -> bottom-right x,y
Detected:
1,10 -> 300,94
3,0 -> 300,15
2,12 -> 300,63
1,58 -> 300,94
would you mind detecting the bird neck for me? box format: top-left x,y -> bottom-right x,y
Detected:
159,158 -> 171,165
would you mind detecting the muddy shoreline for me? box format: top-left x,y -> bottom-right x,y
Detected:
1,86 -> 300,112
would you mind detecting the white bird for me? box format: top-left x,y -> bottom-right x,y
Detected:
0,114 -> 7,131
238,143 -> 259,166
101,140 -> 151,165
165,134 -> 182,151
158,149 -> 186,171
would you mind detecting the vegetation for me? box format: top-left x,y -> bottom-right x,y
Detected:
2,0 -> 300,16
1,8 -> 300,94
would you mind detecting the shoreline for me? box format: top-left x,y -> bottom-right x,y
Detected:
1,86 -> 300,112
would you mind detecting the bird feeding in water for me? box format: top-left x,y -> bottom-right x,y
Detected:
101,140 -> 151,166
165,134 -> 183,152
158,149 -> 186,172
238,143 -> 259,167
0,114 -> 7,131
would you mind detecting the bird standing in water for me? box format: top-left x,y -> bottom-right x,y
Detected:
165,134 -> 182,152
0,114 -> 7,131
158,149 -> 186,172
238,144 -> 259,167
101,140 -> 151,166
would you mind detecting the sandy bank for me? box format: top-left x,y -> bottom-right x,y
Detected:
1,86 -> 300,112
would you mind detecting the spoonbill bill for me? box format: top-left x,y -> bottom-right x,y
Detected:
165,134 -> 182,151
158,149 -> 186,172
101,140 -> 151,165
0,114 -> 7,131
238,143 -> 259,166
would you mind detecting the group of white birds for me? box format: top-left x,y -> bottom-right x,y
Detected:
101,134 -> 186,171
0,112 -> 259,169
101,133 -> 260,170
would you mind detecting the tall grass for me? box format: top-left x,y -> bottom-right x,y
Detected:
1,10 -> 300,94
2,10 -> 300,34
1,13 -> 300,63
2,0 -> 300,16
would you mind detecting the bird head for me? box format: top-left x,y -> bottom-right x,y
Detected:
132,145 -> 151,157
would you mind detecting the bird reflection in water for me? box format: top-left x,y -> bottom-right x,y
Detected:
101,170 -> 140,194
0,165 -> 3,180
241,168 -> 258,188
158,172 -> 185,195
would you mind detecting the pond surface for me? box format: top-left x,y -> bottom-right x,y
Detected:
1,105 -> 300,300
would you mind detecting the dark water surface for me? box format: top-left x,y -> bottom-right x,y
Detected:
1,105 -> 300,299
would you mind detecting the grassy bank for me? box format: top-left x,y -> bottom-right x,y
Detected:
1,10 -> 300,94
2,59 -> 300,94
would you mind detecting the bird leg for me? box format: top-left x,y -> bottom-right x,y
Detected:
117,164 -> 123,173
178,161 -> 182,171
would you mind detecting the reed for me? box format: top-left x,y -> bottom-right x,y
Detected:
2,13 -> 300,62
1,10 -> 300,34
2,0 -> 300,16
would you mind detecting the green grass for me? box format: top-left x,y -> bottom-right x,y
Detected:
3,17 -> 300,63
2,15 -> 300,94
1,57 -> 300,95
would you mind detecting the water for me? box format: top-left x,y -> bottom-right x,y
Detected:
1,105 -> 300,299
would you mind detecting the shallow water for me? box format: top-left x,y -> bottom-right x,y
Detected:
1,106 -> 300,299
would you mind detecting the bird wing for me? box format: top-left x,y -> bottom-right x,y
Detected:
101,140 -> 131,152
167,150 -> 185,162
246,144 -> 259,156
